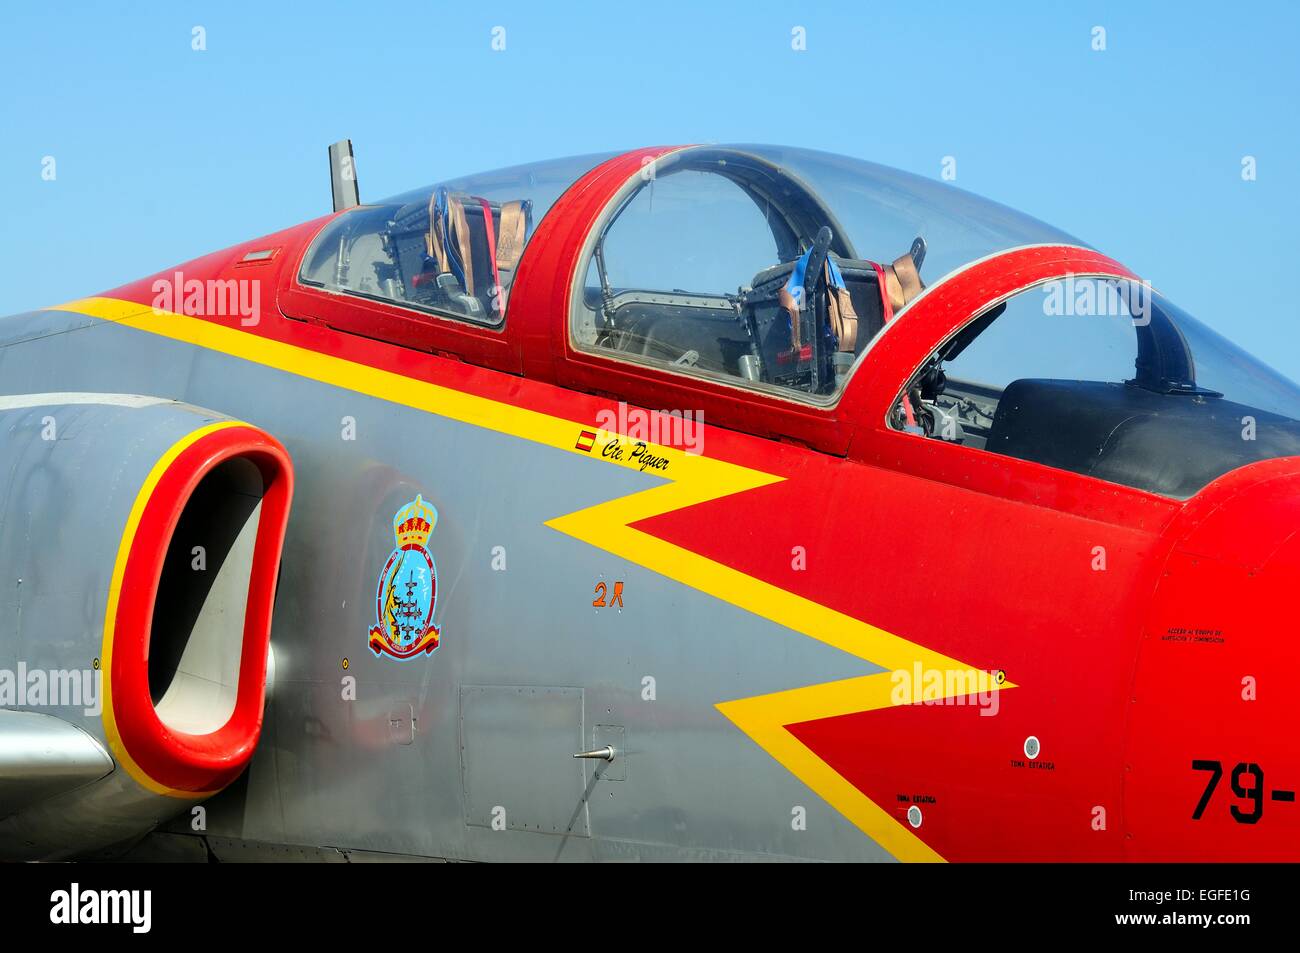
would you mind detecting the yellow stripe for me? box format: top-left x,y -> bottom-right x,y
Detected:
101,420 -> 243,798
549,500 -> 1013,862
54,298 -> 710,481
57,296 -> 1014,857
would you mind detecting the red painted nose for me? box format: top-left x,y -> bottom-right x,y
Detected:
1125,468 -> 1300,860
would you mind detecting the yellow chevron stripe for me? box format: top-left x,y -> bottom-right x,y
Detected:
55,296 -> 1013,860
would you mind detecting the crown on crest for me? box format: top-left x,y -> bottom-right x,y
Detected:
393,494 -> 437,549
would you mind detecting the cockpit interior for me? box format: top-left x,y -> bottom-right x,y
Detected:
571,148 -> 928,398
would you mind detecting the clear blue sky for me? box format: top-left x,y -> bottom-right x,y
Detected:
2,1 -> 1297,376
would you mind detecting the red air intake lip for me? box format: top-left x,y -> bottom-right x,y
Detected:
104,422 -> 293,795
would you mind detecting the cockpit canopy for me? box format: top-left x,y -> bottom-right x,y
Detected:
298,144 -> 1078,341
297,144 -> 1300,499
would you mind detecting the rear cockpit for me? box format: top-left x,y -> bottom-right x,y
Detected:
565,145 -> 1077,400
571,147 -> 936,398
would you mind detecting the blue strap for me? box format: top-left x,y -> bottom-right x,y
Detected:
782,246 -> 848,351
783,247 -> 845,302
826,256 -> 845,288
426,187 -> 468,287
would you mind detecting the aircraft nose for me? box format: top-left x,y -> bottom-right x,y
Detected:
1121,469 -> 1300,860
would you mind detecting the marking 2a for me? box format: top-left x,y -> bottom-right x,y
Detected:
593,580 -> 625,608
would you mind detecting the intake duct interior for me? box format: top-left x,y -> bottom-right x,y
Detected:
148,456 -> 266,735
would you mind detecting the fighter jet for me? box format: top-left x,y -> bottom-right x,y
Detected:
1,143 -> 1296,862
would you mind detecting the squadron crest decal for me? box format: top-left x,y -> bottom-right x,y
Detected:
368,494 -> 441,659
